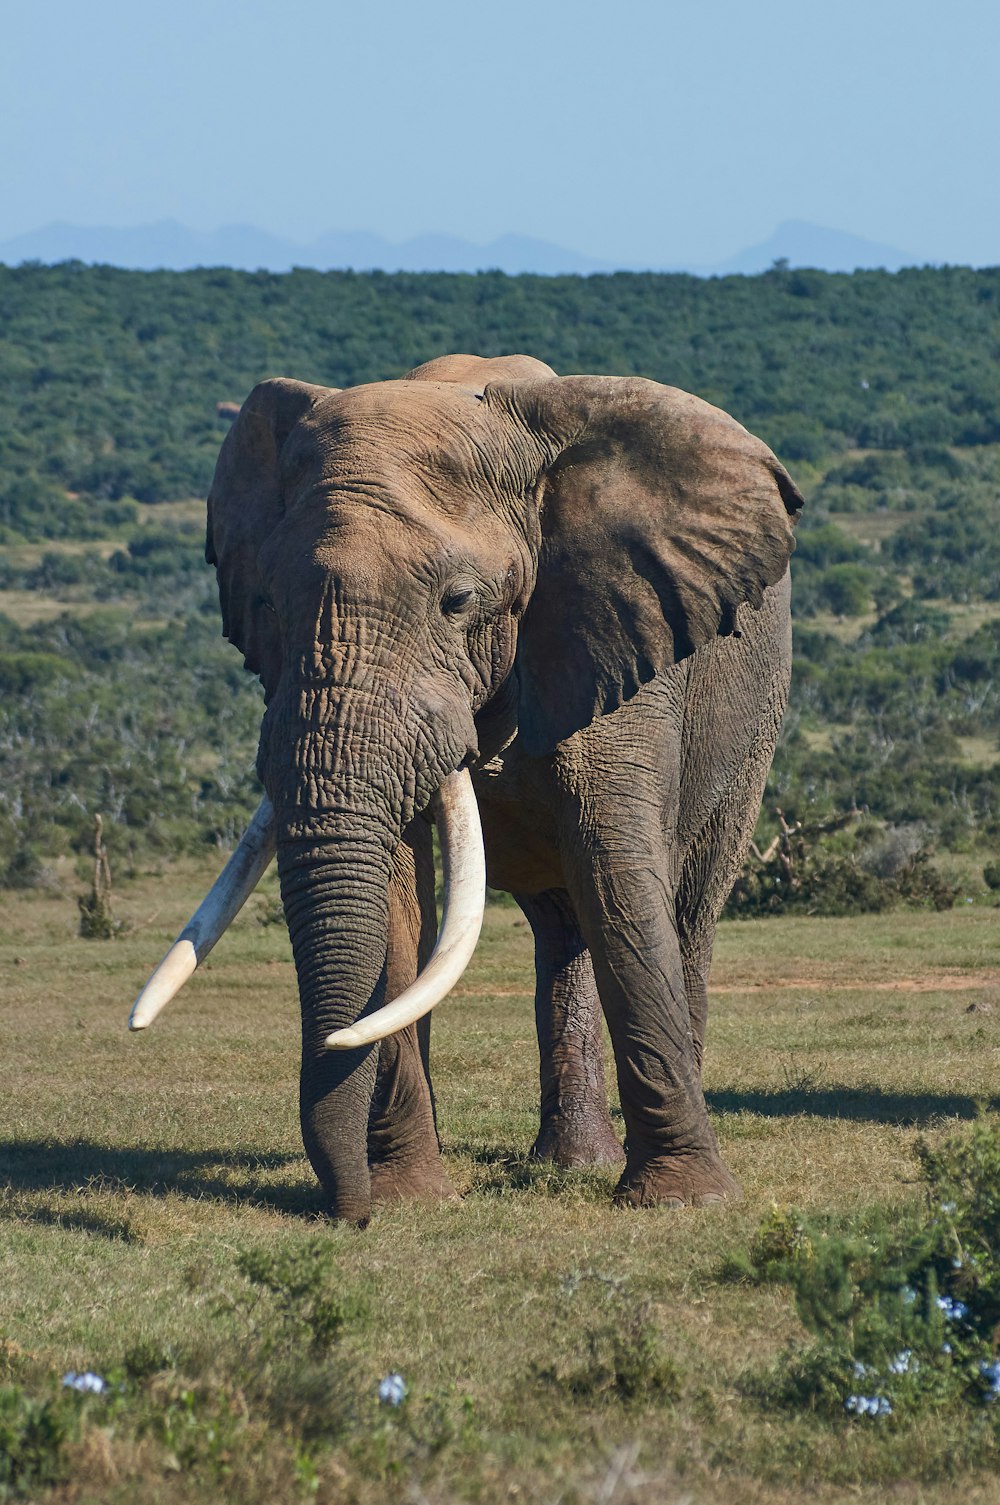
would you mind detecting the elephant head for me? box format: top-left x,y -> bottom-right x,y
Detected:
130,353 -> 801,1222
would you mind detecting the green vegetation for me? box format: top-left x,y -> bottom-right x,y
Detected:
728,1117 -> 1000,1434
0,607 -> 262,883
0,263 -> 997,898
4,260 -> 1000,517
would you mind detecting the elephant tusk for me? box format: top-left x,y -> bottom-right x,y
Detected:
324,769 -> 486,1050
128,797 -> 277,1030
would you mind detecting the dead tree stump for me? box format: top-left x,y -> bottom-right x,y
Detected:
78,814 -> 119,939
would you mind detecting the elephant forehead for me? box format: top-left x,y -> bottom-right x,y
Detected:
261,496 -> 517,603
285,381 -> 519,505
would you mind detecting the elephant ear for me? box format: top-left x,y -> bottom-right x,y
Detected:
487,376 -> 803,756
206,378 -> 333,696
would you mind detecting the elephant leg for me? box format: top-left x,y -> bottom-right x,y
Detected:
681,946 -> 711,1076
564,846 -> 740,1209
514,888 -> 623,1168
367,819 -> 456,1205
677,839 -> 753,1080
677,711 -> 788,1076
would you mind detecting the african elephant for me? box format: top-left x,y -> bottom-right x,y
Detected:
130,353 -> 802,1224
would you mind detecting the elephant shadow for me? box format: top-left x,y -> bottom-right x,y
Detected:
706,1085 -> 1000,1125
4,1085 -> 993,1229
453,1085 -> 1000,1195
0,1139 -> 326,1229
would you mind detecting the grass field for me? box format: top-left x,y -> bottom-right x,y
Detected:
3,864 -> 1000,1504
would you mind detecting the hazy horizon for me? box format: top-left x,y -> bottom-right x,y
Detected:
0,216 -> 932,277
3,0 -> 999,270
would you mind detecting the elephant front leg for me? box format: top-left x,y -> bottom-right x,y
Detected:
367,820 -> 456,1206
368,1024 -> 456,1204
515,888 -> 622,1167
566,852 -> 740,1209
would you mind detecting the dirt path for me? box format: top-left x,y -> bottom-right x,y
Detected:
711,971 -> 1000,994
455,970 -> 1000,999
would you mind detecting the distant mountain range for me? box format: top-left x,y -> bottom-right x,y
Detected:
0,218 -> 923,276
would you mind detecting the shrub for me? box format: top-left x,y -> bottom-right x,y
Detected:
535,1271 -> 682,1406
0,1386 -> 74,1498
815,563 -> 876,617
725,813 -> 957,918
1,847 -> 50,892
76,815 -> 125,939
862,599 -> 952,647
742,1117 -> 1000,1422
236,1239 -> 367,1354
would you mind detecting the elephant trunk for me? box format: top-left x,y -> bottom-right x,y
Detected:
324,771 -> 485,1050
277,825 -> 393,1224
127,672 -> 485,1223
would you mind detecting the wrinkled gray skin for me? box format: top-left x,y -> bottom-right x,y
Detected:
207,353 -> 802,1223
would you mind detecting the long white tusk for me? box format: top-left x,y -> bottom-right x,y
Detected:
129,797 -> 276,1031
324,769 -> 486,1050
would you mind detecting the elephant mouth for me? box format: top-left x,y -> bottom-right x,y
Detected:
127,769 -> 486,1035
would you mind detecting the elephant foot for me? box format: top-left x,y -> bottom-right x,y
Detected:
532,1108 -> 623,1168
614,1151 -> 742,1210
369,1155 -> 458,1207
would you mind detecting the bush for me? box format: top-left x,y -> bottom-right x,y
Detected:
0,652 -> 68,696
725,813 -> 957,918
0,1244 -> 376,1497
742,1116 -> 1000,1422
1,847 -> 50,892
235,1239 -> 367,1354
534,1271 -> 682,1406
815,563 -> 876,617
0,1386 -> 75,1498
862,599 -> 952,647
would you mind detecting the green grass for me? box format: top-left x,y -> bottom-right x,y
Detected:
133,499 -> 206,530
956,735 -> 1000,770
827,509 -> 916,546
3,869 -> 1000,1502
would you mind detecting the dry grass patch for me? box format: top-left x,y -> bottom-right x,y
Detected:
0,590 -> 111,627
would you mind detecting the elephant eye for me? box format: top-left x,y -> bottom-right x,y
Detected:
257,595 -> 276,616
441,585 -> 477,620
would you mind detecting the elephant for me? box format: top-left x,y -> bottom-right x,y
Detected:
129,352 -> 802,1224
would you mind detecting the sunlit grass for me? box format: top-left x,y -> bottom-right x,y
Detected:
3,870 -> 1000,1501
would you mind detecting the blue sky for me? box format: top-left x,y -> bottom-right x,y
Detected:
2,0 -> 997,266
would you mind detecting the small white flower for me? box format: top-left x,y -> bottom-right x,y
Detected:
845,1392 -> 891,1418
378,1373 -> 407,1407
62,1370 -> 107,1395
888,1350 -> 913,1375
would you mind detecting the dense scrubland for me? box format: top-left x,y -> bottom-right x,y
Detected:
2,263 -> 1000,1502
0,262 -> 997,905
